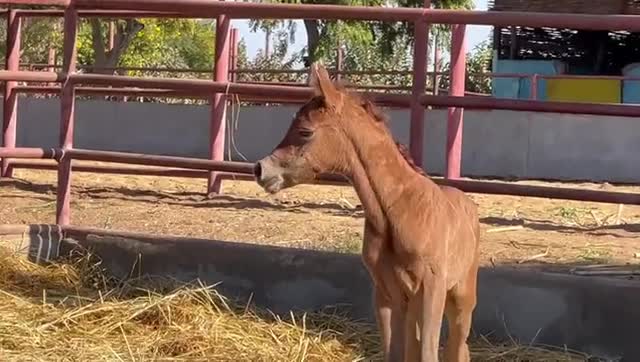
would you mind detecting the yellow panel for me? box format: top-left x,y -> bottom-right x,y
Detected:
546,78 -> 621,103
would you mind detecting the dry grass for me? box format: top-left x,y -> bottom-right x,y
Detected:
0,246 -> 596,361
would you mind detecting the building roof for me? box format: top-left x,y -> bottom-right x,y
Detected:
489,0 -> 640,15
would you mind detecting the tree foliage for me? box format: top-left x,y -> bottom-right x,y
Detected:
236,30 -> 303,84
0,2 -> 491,100
0,17 -> 63,64
438,40 -> 493,94
0,17 -> 214,75
249,0 -> 474,66
79,18 -> 215,75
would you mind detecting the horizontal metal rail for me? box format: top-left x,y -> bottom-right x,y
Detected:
67,73 -> 414,106
422,95 -> 640,117
0,70 -> 63,82
11,86 -> 411,106
13,64 -> 640,86
71,1 -> 640,31
2,9 -> 180,17
66,148 -> 255,173
4,70 -> 640,115
15,85 -> 210,98
0,0 -> 70,6
1,0 -> 639,32
7,159 -> 208,178
435,179 -> 640,205
4,159 -> 348,185
4,147 -> 640,205
0,147 -> 60,159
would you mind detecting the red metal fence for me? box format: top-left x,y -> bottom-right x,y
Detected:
2,1 -> 640,227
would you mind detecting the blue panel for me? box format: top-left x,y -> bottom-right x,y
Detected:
622,63 -> 640,104
492,59 -> 565,100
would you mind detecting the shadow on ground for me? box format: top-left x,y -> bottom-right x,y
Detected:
7,179 -> 640,235
481,216 -> 640,238
1,179 -> 361,217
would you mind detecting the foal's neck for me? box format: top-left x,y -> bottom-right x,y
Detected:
344,117 -> 426,229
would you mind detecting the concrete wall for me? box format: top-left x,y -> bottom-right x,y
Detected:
1,224 -> 638,361
10,96 -> 640,183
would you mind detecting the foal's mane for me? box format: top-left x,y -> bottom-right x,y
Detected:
332,82 -> 428,178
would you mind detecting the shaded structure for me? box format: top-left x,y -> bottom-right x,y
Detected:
491,0 -> 640,75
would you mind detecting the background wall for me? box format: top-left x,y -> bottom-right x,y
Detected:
10,96 -> 640,183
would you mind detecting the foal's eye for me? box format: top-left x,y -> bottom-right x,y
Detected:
298,129 -> 314,139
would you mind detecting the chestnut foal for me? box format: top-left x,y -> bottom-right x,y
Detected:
254,63 -> 480,362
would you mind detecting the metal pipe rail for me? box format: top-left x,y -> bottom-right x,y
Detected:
4,147 -> 640,205
8,70 -> 640,118
0,70 -> 63,82
11,87 -> 401,106
11,85 -> 411,104
434,179 -> 640,205
12,63 -> 640,85
8,9 -> 181,17
3,0 -> 640,31
15,85 -> 210,99
422,95 -> 640,118
7,159 -> 209,178
73,1 -> 640,31
68,73 -> 414,106
67,148 -> 255,173
0,147 -> 60,159
4,159 -> 350,185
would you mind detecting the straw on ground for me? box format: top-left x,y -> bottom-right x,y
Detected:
0,246 -> 595,361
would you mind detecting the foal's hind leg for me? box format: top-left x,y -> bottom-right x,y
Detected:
443,267 -> 478,362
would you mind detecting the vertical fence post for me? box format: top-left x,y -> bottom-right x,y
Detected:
47,46 -> 56,87
229,27 -> 238,83
335,43 -> 343,82
207,14 -> 231,195
409,0 -> 431,167
445,24 -> 467,180
530,74 -> 538,100
1,10 -> 21,178
55,7 -> 78,226
433,31 -> 439,95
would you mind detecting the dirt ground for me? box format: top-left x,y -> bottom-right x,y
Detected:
1,163 -> 640,271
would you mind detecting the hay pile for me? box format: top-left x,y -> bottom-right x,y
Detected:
0,247 -> 593,361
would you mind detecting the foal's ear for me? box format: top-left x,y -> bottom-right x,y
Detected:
309,62 -> 343,112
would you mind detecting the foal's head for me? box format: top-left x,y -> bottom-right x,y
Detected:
254,63 -> 384,193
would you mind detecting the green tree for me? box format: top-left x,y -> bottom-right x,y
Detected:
0,17 -> 63,65
249,0 -> 474,66
438,39 -> 493,94
0,16 -> 214,76
237,29 -> 302,84
84,19 -> 145,73
78,18 -> 215,75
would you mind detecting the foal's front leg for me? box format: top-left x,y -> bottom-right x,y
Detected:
374,285 -> 406,362
402,265 -> 447,362
418,272 -> 447,362
364,222 -> 407,362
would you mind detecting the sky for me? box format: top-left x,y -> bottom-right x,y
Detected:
231,0 -> 492,61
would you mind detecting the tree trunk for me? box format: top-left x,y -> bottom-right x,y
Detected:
108,21 -> 115,51
593,31 -> 608,74
265,27 -> 271,58
89,19 -> 144,74
303,19 -> 320,66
